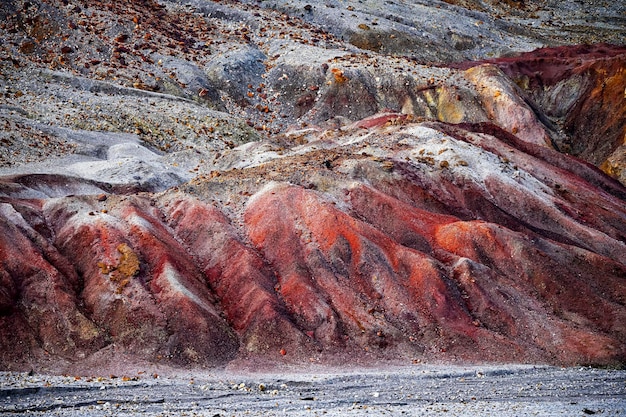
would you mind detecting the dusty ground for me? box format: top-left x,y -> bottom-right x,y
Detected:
1,365 -> 625,416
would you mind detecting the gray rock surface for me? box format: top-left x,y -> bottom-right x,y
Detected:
1,365 -> 625,416
1,0 -> 624,192
242,0 -> 625,60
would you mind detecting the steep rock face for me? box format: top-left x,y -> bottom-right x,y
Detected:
454,44 -> 626,183
0,0 -> 625,373
463,65 -> 555,147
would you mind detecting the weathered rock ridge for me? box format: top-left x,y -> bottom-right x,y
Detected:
0,0 -> 624,372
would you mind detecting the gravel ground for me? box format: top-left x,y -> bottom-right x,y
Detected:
1,365 -> 625,416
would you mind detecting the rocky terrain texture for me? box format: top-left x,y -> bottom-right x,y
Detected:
2,366 -> 625,416
0,0 -> 625,373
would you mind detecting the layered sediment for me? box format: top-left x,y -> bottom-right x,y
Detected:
0,0 -> 624,373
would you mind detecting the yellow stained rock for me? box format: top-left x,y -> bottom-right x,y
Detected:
116,243 -> 140,278
437,86 -> 465,124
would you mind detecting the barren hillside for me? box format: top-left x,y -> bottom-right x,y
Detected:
0,0 -> 625,373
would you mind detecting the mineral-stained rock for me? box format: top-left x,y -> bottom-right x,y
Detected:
0,0 -> 625,373
453,44 -> 626,182
160,195 -> 311,356
244,182 -> 502,358
2,116 -> 626,370
43,195 -> 239,367
0,201 -> 107,369
463,65 -> 556,147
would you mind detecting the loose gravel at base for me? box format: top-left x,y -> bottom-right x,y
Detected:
1,365 -> 625,416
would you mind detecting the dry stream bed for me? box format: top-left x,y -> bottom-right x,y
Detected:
1,365 -> 625,416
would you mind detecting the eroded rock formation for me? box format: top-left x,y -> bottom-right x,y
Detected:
0,0 -> 624,372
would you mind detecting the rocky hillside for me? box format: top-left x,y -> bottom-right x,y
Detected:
0,0 -> 625,373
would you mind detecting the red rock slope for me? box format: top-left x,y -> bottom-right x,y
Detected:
0,0 -> 625,373
1,117 -> 625,372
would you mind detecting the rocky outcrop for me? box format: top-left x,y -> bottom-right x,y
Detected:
2,117 -> 625,371
0,0 -> 624,373
453,44 -> 626,184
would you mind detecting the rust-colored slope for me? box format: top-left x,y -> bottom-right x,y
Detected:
243,182 -> 625,364
43,196 -> 239,367
244,183 -> 501,359
2,112 -> 625,372
350,183 -> 626,364
161,195 -> 311,356
0,0 -> 625,374
0,200 -> 107,368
